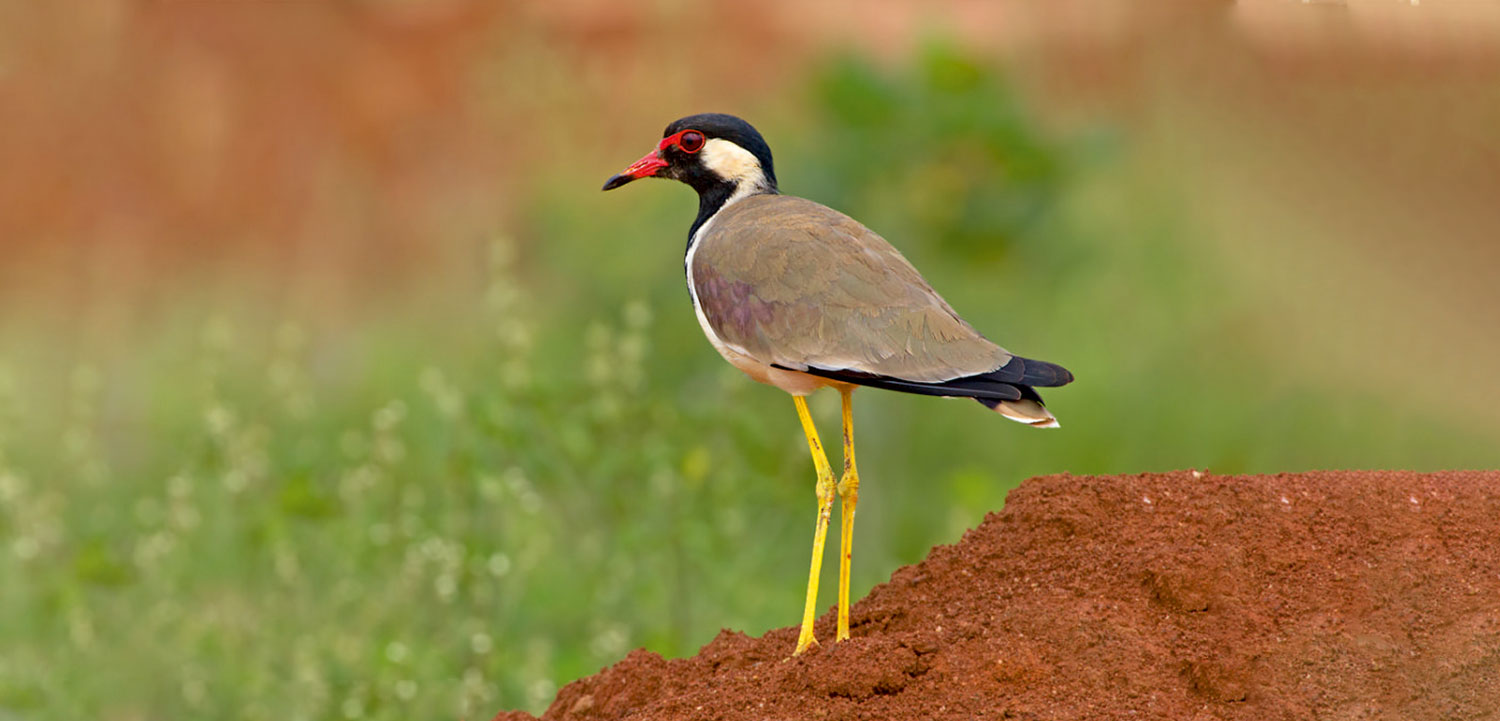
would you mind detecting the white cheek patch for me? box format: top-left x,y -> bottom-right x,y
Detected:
700,138 -> 770,202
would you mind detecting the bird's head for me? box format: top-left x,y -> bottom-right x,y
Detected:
602,113 -> 777,199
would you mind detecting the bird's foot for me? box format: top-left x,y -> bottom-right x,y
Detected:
793,628 -> 820,655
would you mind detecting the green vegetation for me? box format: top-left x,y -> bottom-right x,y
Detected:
2,47 -> 1495,720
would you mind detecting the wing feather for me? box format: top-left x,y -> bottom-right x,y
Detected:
691,195 -> 1013,384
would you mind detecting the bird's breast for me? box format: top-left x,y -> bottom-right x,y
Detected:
684,222 -> 836,397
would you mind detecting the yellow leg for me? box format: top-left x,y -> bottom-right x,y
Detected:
793,395 -> 836,655
836,388 -> 860,642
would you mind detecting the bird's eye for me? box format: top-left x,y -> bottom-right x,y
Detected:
679,130 -> 705,153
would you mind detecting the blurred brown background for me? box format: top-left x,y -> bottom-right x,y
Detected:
4,3 -> 1500,717
5,1 -> 1497,420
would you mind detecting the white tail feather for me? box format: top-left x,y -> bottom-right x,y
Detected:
994,399 -> 1060,428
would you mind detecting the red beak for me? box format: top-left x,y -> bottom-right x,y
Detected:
602,149 -> 669,191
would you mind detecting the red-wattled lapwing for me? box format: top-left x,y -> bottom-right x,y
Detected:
603,113 -> 1073,655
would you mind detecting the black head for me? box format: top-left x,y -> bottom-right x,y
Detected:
602,113 -> 778,196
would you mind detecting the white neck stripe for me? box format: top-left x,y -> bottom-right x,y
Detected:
700,138 -> 771,201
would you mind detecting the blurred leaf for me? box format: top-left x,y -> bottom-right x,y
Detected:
277,474 -> 341,520
73,540 -> 134,587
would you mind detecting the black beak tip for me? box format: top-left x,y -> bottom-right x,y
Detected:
602,174 -> 632,192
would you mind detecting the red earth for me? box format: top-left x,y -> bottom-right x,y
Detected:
494,470 -> 1500,721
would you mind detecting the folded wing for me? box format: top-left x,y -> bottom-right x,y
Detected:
693,195 -> 1018,384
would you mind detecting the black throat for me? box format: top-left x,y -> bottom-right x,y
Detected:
687,181 -> 737,248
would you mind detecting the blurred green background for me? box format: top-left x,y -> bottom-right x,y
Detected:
3,2 -> 1499,719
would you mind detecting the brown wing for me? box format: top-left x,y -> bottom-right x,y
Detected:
690,194 -> 1012,384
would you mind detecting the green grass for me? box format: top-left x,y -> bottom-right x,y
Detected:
3,47 -> 1497,720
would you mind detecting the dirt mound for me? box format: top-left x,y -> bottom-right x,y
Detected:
494,470 -> 1500,721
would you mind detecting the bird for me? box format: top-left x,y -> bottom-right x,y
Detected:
602,113 -> 1073,655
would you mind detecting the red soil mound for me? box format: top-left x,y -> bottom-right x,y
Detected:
495,470 -> 1500,721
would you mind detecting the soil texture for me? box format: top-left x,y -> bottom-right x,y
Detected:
494,470 -> 1500,720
